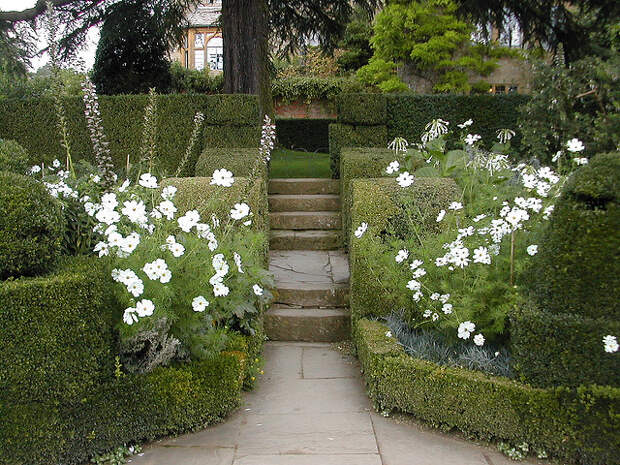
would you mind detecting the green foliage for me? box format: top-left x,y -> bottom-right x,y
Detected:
329,123 -> 388,178
510,304 -> 620,388
272,76 -> 366,104
0,138 -> 30,174
0,353 -> 244,465
169,61 -> 224,94
340,147 -> 418,245
275,118 -> 335,152
354,318 -> 620,465
356,57 -> 409,92
524,152 -> 620,319
0,257 -> 116,406
0,66 -> 85,100
92,0 -> 172,95
518,55 -> 620,164
0,172 -> 65,279
349,178 -> 459,323
336,93 -> 387,125
337,14 -> 374,72
360,0 -> 514,93
0,94 -> 260,175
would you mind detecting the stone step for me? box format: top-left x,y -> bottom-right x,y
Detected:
265,307 -> 350,342
269,194 -> 340,212
270,230 -> 342,250
275,283 -> 349,308
270,212 -> 341,230
268,178 -> 340,195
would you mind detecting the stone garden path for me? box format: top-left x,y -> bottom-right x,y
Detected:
131,179 -> 538,465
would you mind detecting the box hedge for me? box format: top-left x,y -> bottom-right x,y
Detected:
340,148 -> 425,245
275,118 -> 335,153
328,93 -> 530,177
0,139 -> 30,174
510,305 -> 620,388
354,318 -> 620,465
0,94 -> 260,175
525,152 -> 619,320
328,123 -> 387,178
349,178 -> 459,322
194,147 -> 266,179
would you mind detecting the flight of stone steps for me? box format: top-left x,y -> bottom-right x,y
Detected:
265,178 -> 350,342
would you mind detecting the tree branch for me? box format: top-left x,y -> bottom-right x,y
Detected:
0,0 -> 80,23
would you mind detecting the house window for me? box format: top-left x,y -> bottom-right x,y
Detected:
194,33 -> 205,49
184,50 -> 189,69
195,50 -> 205,71
494,85 -> 506,94
207,37 -> 223,71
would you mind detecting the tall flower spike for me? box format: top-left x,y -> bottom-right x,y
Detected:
82,77 -> 116,188
259,115 -> 277,163
176,112 -> 205,177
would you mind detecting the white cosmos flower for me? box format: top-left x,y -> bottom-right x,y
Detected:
430,293 -> 440,301
473,214 -> 486,223
527,245 -> 538,256
406,279 -> 421,291
234,252 -> 244,273
127,279 -> 144,297
573,157 -> 588,165
93,241 -> 109,257
603,335 -> 618,353
386,160 -> 400,174
385,330 -> 393,338
211,169 -> 234,187
448,202 -> 463,211
119,179 -> 130,192
440,294 -> 450,304
354,222 -> 368,238
96,208 -> 121,225
169,242 -> 185,257
253,284 -> 264,296
52,159 -> 61,168
473,333 -> 485,346
473,247 -> 491,265
196,223 -> 212,238
178,210 -> 200,232
457,119 -> 473,129
158,200 -> 177,220
213,282 -> 229,297
552,151 -> 563,163
121,232 -> 140,254
122,200 -> 147,224
84,202 -> 98,216
192,296 -> 209,312
161,185 -> 177,200
458,321 -> 475,340
395,249 -> 409,263
412,291 -> 423,302
464,134 -> 481,145
230,203 -> 251,220
123,308 -> 139,325
442,303 -> 453,314
136,299 -> 155,317
436,210 -> 446,222
159,269 -> 172,283
522,174 -> 537,189
30,165 -> 41,174
396,171 -> 415,187
412,268 -> 426,279
139,173 -> 158,188
543,205 -> 554,220
410,259 -> 423,270
150,209 -> 163,220
566,138 -> 585,152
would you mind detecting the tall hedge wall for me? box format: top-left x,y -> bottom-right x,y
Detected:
328,93 -> 530,178
0,94 -> 260,175
349,178 -> 459,322
354,319 -> 620,465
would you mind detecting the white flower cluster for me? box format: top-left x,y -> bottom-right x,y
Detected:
211,169 -> 234,187
603,335 -> 618,353
421,118 -> 449,144
259,115 -> 277,162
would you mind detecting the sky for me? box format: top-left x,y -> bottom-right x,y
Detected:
0,0 -> 99,71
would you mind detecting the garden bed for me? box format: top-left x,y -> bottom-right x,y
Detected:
354,318 -> 620,465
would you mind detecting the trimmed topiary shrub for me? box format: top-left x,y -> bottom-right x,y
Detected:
525,152 -> 620,320
336,93 -> 387,125
510,304 -> 620,388
194,147 -> 265,179
0,172 -> 65,279
0,139 -> 30,174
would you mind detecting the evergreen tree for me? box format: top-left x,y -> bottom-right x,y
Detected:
91,0 -> 172,95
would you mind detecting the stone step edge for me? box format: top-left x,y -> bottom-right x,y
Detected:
264,307 -> 351,342
268,178 -> 340,195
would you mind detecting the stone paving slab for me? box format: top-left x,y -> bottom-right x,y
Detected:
269,230 -> 342,251
269,194 -> 340,212
264,307 -> 350,342
268,178 -> 339,195
269,250 -> 349,285
233,454 -> 382,465
128,342 -> 540,465
270,211 -> 342,230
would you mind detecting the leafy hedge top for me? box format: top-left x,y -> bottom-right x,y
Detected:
0,139 -> 30,174
0,94 -> 260,174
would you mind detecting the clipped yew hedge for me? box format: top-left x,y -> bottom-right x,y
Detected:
0,94 -> 260,175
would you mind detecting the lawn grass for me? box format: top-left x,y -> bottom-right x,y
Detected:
269,149 -> 331,178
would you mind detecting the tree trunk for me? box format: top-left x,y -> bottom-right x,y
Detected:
221,0 -> 273,117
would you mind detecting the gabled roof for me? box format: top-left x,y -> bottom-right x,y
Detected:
186,1 -> 221,27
